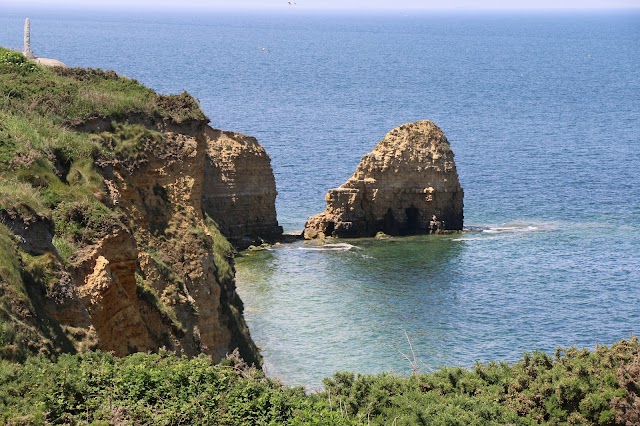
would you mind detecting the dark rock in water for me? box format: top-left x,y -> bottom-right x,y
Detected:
304,120 -> 463,239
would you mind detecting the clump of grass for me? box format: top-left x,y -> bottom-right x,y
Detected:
52,199 -> 124,246
52,236 -> 74,266
0,225 -> 23,292
155,91 -> 207,123
21,252 -> 73,303
135,273 -> 186,336
0,111 -> 96,172
91,122 -> 166,173
205,214 -> 235,287
0,178 -> 47,213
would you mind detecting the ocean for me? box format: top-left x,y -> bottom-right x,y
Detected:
1,7 -> 639,389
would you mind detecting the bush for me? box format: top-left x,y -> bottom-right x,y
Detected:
1,340 -> 639,424
0,47 -> 40,74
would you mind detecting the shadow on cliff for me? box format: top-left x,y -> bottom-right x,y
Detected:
18,267 -> 78,359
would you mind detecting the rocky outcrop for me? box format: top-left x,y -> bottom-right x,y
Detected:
80,121 -> 264,363
75,231 -> 153,356
0,118 -> 279,365
304,120 -> 463,239
202,128 -> 283,249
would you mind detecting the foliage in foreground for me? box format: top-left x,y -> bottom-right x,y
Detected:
1,339 -> 639,425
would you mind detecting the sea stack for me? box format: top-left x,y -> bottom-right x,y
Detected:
303,120 -> 463,239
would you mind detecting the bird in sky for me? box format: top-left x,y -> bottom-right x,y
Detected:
288,1 -> 297,6
260,47 -> 271,53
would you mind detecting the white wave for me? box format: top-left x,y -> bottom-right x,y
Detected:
297,243 -> 360,252
457,222 -> 559,239
455,236 -> 499,242
483,225 -> 541,234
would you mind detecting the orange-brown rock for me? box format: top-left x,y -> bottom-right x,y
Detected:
202,128 -> 283,249
76,231 -> 153,356
304,120 -> 463,238
3,119 -> 273,365
83,121 -> 263,363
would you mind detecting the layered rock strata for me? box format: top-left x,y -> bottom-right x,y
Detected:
202,128 -> 283,249
1,118 -> 278,365
304,120 -> 463,239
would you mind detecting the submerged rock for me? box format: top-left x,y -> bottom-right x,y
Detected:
304,120 -> 463,239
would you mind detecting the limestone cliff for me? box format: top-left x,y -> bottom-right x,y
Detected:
202,128 -> 283,249
0,64 -> 276,364
0,119 -> 266,364
304,120 -> 463,238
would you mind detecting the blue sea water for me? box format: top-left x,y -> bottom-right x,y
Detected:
1,8 -> 639,388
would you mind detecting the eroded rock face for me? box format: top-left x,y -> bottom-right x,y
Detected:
202,127 -> 283,249
87,122 -> 262,364
2,119 -> 271,365
76,231 -> 153,356
304,120 -> 463,238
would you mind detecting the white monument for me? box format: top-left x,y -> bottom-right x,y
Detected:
24,18 -> 35,58
22,18 -> 67,67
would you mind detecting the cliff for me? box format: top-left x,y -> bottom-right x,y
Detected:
202,128 -> 282,249
304,120 -> 463,239
0,48 -> 276,364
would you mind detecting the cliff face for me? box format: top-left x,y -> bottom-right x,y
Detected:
1,120 -> 264,364
0,63 -> 271,364
202,128 -> 283,249
304,120 -> 463,238
92,120 -> 246,361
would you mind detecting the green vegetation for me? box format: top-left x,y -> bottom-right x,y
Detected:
0,47 -> 213,358
0,224 -> 61,362
0,47 -> 205,123
0,47 -> 39,74
135,273 -> 187,336
0,339 -> 639,425
206,213 -> 236,288
322,339 -> 639,425
2,48 -> 639,425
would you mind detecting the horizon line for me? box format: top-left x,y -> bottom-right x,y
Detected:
3,3 -> 640,12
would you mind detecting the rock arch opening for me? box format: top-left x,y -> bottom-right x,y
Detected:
403,206 -> 419,235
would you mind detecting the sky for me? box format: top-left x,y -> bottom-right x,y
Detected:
3,0 -> 640,11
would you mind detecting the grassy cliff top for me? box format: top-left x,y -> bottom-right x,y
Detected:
0,46 -> 208,218
0,48 -> 217,362
0,46 -> 206,125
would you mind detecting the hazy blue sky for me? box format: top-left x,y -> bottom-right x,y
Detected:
3,0 -> 640,11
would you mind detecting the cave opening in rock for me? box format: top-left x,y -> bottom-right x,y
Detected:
404,206 -> 419,235
382,208 -> 398,235
325,221 -> 335,236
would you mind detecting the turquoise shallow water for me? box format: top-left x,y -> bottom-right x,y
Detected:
1,8 -> 639,388
237,222 -> 640,388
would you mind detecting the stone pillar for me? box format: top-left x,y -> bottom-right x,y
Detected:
24,18 -> 34,59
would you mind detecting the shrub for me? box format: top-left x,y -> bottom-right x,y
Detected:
0,47 -> 40,74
